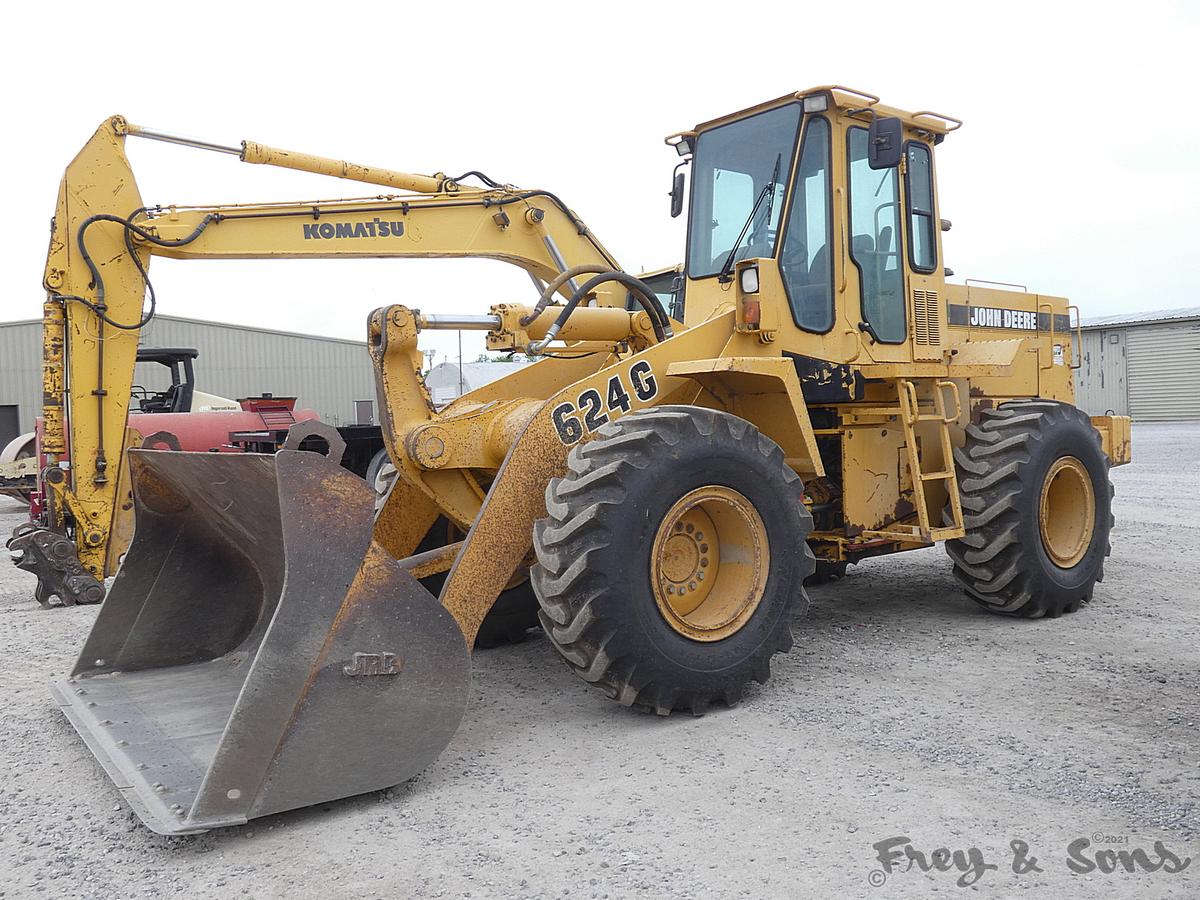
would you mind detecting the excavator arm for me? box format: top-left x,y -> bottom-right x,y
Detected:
29,116 -> 648,592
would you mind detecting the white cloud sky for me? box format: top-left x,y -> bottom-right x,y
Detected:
4,0 -> 1197,366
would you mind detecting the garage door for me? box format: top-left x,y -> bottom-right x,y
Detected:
1126,321 -> 1200,421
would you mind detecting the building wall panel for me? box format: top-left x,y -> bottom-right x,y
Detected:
0,316 -> 376,435
0,321 -> 46,433
137,316 -> 375,425
1125,322 -> 1200,422
1074,328 -> 1128,416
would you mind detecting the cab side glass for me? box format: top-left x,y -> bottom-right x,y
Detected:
779,117 -> 833,332
848,127 -> 906,343
905,142 -> 936,272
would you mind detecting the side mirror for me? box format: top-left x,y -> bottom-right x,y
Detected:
670,169 -> 686,218
868,116 -> 903,169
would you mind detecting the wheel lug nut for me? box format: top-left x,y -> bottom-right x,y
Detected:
695,532 -> 704,541
700,559 -> 709,568
688,581 -> 697,591
685,523 -> 694,533
700,543 -> 709,553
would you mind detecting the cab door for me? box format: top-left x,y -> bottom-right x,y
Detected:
845,124 -> 909,363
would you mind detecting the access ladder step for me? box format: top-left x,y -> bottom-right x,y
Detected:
918,469 -> 954,481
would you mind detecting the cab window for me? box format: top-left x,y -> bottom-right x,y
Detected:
686,104 -> 802,278
905,141 -> 936,273
847,127 -> 906,343
779,117 -> 833,332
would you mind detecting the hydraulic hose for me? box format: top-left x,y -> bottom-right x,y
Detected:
48,209 -> 217,486
56,211 -> 219,330
520,264 -> 613,326
528,272 -> 673,354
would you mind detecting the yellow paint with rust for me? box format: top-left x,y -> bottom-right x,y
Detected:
664,356 -> 824,477
42,118 -> 148,576
39,91 -> 1128,639
1091,415 -> 1132,466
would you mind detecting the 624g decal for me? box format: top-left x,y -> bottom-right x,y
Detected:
551,360 -> 658,445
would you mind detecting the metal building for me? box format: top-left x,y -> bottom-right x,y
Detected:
0,315 -> 377,447
1074,307 -> 1200,421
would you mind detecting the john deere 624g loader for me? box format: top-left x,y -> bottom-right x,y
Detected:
20,85 -> 1130,833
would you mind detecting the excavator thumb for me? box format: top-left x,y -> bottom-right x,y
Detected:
51,449 -> 470,835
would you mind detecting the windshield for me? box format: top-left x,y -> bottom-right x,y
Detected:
686,104 -> 802,278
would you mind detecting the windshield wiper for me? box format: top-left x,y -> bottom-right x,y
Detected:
718,153 -> 782,283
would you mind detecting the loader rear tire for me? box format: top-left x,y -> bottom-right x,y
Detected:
946,400 -> 1113,618
531,406 -> 815,716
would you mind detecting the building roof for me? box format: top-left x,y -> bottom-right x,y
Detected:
1081,306 -> 1200,329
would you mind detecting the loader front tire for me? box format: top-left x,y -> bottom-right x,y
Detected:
532,407 -> 815,716
946,400 -> 1113,618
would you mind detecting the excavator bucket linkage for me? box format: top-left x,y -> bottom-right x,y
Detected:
51,449 -> 469,834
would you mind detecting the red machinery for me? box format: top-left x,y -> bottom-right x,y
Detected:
10,348 -> 384,606
21,348 -> 321,519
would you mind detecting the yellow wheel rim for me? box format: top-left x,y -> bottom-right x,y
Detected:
1038,456 -> 1096,568
650,485 -> 769,642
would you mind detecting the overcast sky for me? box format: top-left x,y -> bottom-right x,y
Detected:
5,1 -> 1197,366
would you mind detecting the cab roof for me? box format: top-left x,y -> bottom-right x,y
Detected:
666,85 -> 962,148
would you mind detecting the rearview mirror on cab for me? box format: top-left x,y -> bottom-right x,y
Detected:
670,169 -> 686,218
868,116 -> 903,169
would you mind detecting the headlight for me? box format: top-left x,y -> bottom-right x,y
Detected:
739,264 -> 760,294
803,94 -> 829,113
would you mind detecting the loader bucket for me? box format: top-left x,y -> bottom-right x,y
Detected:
51,449 -> 470,835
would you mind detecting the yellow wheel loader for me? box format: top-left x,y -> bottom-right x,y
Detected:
30,86 -> 1131,834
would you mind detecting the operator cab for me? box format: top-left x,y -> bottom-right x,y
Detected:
132,347 -> 199,414
668,86 -> 960,366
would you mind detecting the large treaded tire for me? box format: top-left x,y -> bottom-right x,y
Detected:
531,406 -> 815,716
946,400 -> 1114,618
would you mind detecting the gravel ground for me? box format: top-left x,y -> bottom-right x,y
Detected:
1,423 -> 1197,899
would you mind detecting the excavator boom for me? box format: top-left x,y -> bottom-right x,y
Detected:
28,116 -> 625,594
